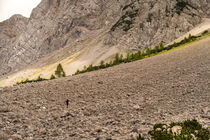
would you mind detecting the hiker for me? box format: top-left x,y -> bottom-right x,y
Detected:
66,99 -> 69,108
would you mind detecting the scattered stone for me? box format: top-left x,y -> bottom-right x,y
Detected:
156,128 -> 162,131
201,115 -> 210,119
0,109 -> 10,113
98,81 -> 103,84
0,131 -> 9,139
26,137 -> 33,140
95,126 -> 103,133
11,134 -> 22,140
171,126 -> 182,134
202,107 -> 209,115
133,105 -> 141,110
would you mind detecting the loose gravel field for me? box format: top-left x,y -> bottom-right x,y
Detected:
0,37 -> 210,140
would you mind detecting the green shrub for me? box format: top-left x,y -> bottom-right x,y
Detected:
147,13 -> 153,23
146,48 -> 152,55
202,30 -> 209,35
138,119 -> 210,140
99,61 -> 105,69
137,134 -> 145,140
36,76 -> 46,82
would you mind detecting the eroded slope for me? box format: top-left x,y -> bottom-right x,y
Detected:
0,37 -> 209,139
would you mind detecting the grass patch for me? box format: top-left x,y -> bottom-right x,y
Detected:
137,119 -> 210,140
74,31 -> 209,75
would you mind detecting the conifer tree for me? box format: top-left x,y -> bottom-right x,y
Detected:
137,50 -> 142,58
159,42 -> 164,51
126,52 -> 131,62
146,48 -> 151,55
119,54 -> 123,62
55,64 -> 66,78
100,60 -> 105,68
87,64 -> 93,71
114,53 -> 120,64
50,74 -> 56,80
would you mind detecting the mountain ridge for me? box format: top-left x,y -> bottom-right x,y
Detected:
0,0 -> 209,81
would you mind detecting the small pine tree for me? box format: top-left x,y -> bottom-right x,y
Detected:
109,60 -> 113,66
55,64 -> 66,78
114,53 -> 120,64
75,70 -> 80,75
83,65 -> 87,70
87,64 -> 93,71
202,30 -> 208,35
155,45 -> 160,53
137,134 -> 145,140
50,74 -> 56,80
119,54 -> 123,62
105,63 -> 110,67
159,42 -> 164,51
131,53 -> 135,60
36,76 -> 43,81
100,60 -> 105,69
183,37 -> 187,43
126,52 -> 131,62
146,48 -> 151,55
188,34 -> 193,40
137,50 -> 142,59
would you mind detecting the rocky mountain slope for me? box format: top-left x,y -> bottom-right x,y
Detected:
0,0 -> 210,79
0,15 -> 28,75
0,15 -> 28,40
0,37 -> 209,140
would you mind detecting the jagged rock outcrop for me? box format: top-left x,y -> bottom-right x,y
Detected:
107,0 -> 210,49
0,0 -> 209,76
0,14 -> 28,39
0,15 -> 28,75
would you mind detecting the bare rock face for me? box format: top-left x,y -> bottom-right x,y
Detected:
0,14 -> 28,75
108,0 -> 210,49
0,0 -> 129,76
0,14 -> 28,39
0,0 -> 209,76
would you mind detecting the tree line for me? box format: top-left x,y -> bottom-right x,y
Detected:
16,63 -> 66,85
16,30 -> 209,84
75,31 -> 209,75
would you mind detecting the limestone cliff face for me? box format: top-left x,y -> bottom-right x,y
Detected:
0,14 -> 28,75
106,0 -> 210,49
0,0 -> 129,76
0,0 -> 209,76
0,14 -> 28,39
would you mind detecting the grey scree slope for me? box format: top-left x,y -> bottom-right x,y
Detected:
0,37 -> 209,139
